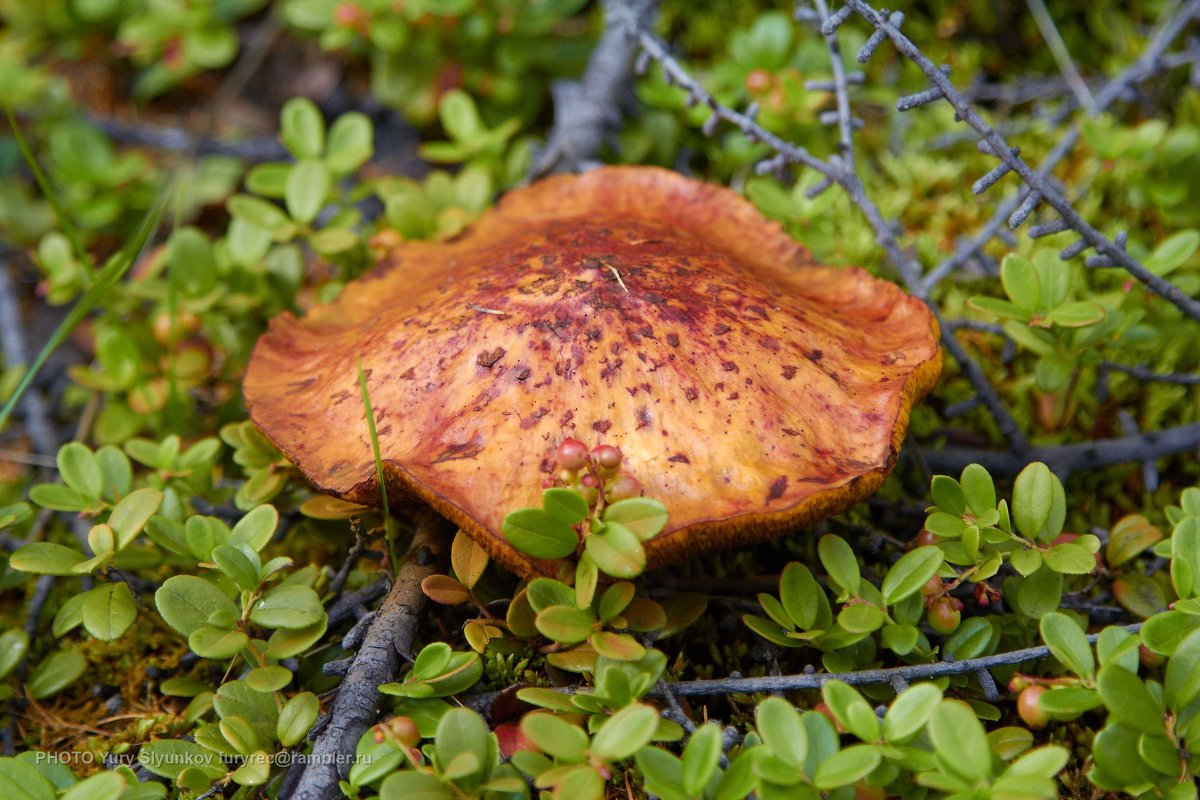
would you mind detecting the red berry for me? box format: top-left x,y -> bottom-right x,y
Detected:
911,528 -> 938,548
592,445 -> 622,470
555,438 -> 589,471
605,474 -> 642,502
387,716 -> 421,747
333,2 -> 367,28
927,597 -> 961,635
578,474 -> 600,506
921,576 -> 944,597
745,69 -> 772,93
1017,685 -> 1050,729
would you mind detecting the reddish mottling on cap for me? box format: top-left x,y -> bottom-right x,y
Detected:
244,166 -> 942,578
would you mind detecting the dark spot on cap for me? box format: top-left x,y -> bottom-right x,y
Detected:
721,361 -> 739,373
684,387 -> 699,402
668,453 -> 690,464
666,333 -> 680,347
714,323 -> 731,335
782,365 -> 797,380
593,420 -> 612,433
399,367 -> 417,380
477,347 -> 506,368
807,349 -> 824,362
767,476 -> 788,503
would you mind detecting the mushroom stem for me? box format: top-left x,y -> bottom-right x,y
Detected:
285,508 -> 451,800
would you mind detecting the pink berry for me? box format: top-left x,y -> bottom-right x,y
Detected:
606,474 -> 642,502
555,438 -> 589,471
592,445 -> 622,471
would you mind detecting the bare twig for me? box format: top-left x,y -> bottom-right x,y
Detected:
1025,0 -> 1095,111
287,509 -> 449,800
922,0 -> 1200,289
0,257 -> 59,469
662,624 -> 1140,696
531,0 -> 660,176
85,114 -> 288,162
1100,362 -> 1200,386
923,423 -> 1200,476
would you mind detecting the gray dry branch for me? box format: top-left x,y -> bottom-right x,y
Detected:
285,509 -> 450,800
530,0 -> 660,176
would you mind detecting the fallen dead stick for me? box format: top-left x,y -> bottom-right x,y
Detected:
284,509 -> 449,800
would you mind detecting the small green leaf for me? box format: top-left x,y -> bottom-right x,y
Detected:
681,723 -> 723,795
818,534 -> 859,596
9,542 -> 87,575
1012,462 -> 1055,540
27,649 -> 86,699
285,160 -> 331,225
882,546 -> 944,605
928,700 -> 992,781
81,582 -> 137,641
597,581 -> 635,622
960,464 -> 996,515
1000,254 -> 1041,312
1145,229 -> 1199,276
603,497 -> 668,541
0,630 -> 30,679
60,771 -> 124,800
1097,664 -> 1164,735
931,476 -> 966,515
883,682 -> 942,743
57,442 -> 102,499
326,112 -> 374,173
756,696 -> 807,768
246,665 -> 292,692
837,603 -> 885,634
380,771 -> 454,799
250,585 -> 324,630
1039,612 -> 1095,681
591,703 -> 659,762
277,691 -> 320,747
1044,301 -> 1105,327
188,626 -> 250,659
1015,567 -> 1063,619
1042,543 -> 1096,574
212,545 -> 261,592
822,680 -> 879,742
155,575 -> 238,637
229,504 -> 278,552
280,97 -> 325,160
543,487 -> 589,525
107,488 -> 162,549
585,522 -> 646,579
813,744 -> 881,790
502,508 -> 577,560
534,605 -> 595,644
522,712 -> 589,762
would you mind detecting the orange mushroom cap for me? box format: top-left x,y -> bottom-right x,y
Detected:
245,166 -> 941,577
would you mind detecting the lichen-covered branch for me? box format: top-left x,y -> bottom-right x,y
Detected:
923,423 -> 1200,477
662,623 -> 1139,697
286,510 -> 449,800
531,0 -> 660,176
0,256 -> 58,466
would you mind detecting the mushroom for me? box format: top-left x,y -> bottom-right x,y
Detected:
244,166 -> 941,577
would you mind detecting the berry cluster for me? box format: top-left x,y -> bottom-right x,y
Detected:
544,439 -> 642,509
